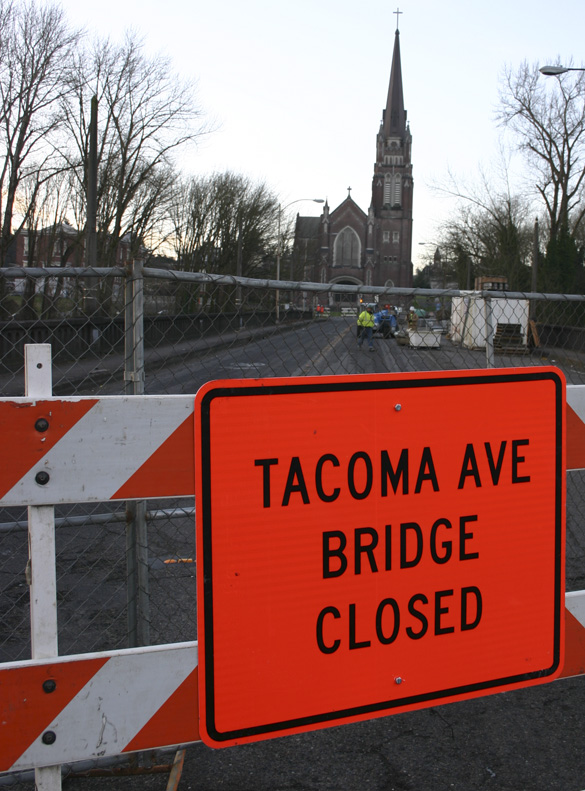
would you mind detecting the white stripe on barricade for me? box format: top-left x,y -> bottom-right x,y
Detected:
567,385 -> 585,470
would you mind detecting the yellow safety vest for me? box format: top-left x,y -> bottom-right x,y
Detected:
357,310 -> 375,328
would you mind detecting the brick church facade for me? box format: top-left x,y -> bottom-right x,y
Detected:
294,27 -> 413,303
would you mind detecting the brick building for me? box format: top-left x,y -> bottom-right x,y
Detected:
294,27 -> 413,305
6,223 -> 137,270
6,223 -> 83,269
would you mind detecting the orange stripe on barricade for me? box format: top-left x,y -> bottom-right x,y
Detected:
561,608 -> 585,678
566,403 -> 585,471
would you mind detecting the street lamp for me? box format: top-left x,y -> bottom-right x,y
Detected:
540,65 -> 585,76
276,198 -> 324,321
418,242 -> 447,287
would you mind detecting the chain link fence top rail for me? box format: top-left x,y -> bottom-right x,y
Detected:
1,265 -> 584,667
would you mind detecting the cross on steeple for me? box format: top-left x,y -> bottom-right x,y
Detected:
394,7 -> 403,30
347,186 -> 352,198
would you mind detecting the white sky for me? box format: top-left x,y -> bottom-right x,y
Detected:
56,0 -> 585,269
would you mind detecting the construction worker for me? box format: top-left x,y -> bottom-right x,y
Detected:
357,305 -> 375,351
407,306 -> 419,330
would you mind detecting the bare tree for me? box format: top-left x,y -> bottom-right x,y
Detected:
170,172 -> 279,275
433,166 -> 533,291
169,172 -> 280,311
498,61 -> 585,242
437,197 -> 533,291
0,0 -> 80,270
62,34 -> 203,267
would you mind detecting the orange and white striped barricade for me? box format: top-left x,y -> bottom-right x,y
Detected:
0,345 -> 200,784
2,357 -> 585,773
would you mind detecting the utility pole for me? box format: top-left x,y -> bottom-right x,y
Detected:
84,96 -> 98,314
530,218 -> 539,322
86,96 -> 98,269
532,218 -> 539,294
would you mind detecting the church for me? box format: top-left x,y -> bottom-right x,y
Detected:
293,25 -> 413,302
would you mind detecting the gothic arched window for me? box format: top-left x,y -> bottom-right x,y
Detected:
384,175 -> 392,206
392,175 -> 402,207
334,227 -> 361,268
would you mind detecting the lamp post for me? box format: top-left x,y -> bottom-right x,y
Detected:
540,65 -> 585,76
276,198 -> 324,321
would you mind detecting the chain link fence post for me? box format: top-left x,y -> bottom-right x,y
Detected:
124,260 -> 145,396
484,295 -> 495,368
124,261 -> 150,647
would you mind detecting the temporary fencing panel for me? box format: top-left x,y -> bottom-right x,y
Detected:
1,365 -> 585,771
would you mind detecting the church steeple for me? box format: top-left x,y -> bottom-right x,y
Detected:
382,29 -> 406,138
369,15 -> 413,289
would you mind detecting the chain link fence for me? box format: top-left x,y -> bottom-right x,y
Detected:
1,263 -> 585,668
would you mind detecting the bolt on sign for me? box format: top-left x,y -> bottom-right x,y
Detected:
195,368 -> 565,748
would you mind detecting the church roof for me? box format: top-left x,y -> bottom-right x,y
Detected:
330,195 -> 367,220
295,216 -> 320,240
382,29 -> 406,138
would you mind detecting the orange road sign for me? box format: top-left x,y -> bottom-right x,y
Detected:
195,368 -> 565,748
